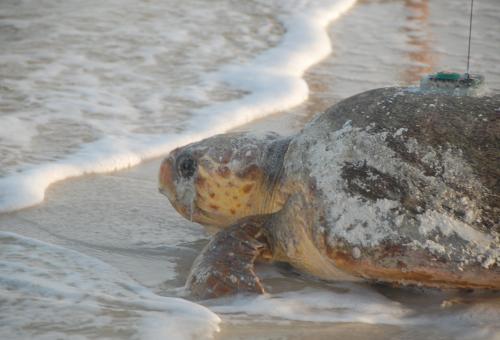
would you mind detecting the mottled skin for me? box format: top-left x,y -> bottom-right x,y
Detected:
159,87 -> 500,299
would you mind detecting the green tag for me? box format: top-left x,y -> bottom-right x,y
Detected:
435,72 -> 461,81
419,71 -> 485,96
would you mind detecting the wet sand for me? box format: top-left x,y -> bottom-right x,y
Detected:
1,0 -> 499,339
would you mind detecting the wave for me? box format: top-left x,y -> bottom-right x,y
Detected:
0,0 -> 356,213
0,231 -> 220,339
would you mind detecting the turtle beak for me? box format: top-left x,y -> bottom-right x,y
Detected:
159,153 -> 199,222
159,154 -> 198,221
159,156 -> 176,200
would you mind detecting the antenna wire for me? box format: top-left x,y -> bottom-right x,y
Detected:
466,0 -> 474,77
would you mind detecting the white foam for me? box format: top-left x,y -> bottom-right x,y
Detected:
207,283 -> 499,340
0,231 -> 220,339
209,285 -> 410,325
0,0 -> 357,213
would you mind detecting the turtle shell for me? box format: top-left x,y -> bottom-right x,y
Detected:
281,87 -> 499,284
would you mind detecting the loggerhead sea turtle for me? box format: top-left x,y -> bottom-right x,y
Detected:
159,87 -> 500,299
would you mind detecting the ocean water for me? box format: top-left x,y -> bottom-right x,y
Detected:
0,231 -> 220,339
1,0 -> 500,339
0,0 -> 356,213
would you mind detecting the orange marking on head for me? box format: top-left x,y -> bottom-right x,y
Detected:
242,183 -> 254,194
238,164 -> 260,180
195,176 -> 206,187
230,208 -> 236,215
209,204 -> 219,211
159,158 -> 174,190
216,166 -> 231,178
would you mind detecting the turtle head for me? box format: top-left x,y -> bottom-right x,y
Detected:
159,132 -> 289,229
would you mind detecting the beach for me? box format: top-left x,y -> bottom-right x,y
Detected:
1,0 -> 500,339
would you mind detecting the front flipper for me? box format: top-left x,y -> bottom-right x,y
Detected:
186,217 -> 272,299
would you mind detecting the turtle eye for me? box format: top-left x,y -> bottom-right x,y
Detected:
177,155 -> 197,179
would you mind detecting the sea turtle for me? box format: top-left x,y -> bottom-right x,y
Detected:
159,87 -> 500,299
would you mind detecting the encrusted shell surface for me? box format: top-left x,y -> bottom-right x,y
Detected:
283,87 -> 500,273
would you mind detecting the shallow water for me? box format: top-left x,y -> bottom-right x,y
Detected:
0,0 -> 282,174
1,0 -> 500,339
0,231 -> 220,339
0,0 -> 356,212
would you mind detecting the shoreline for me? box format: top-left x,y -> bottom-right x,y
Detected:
3,0 -> 499,215
0,0 -> 357,214
2,0 -> 500,339
2,0 -> 500,310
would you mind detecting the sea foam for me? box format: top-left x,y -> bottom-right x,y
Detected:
0,0 -> 356,213
207,282 -> 500,340
0,231 -> 220,339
